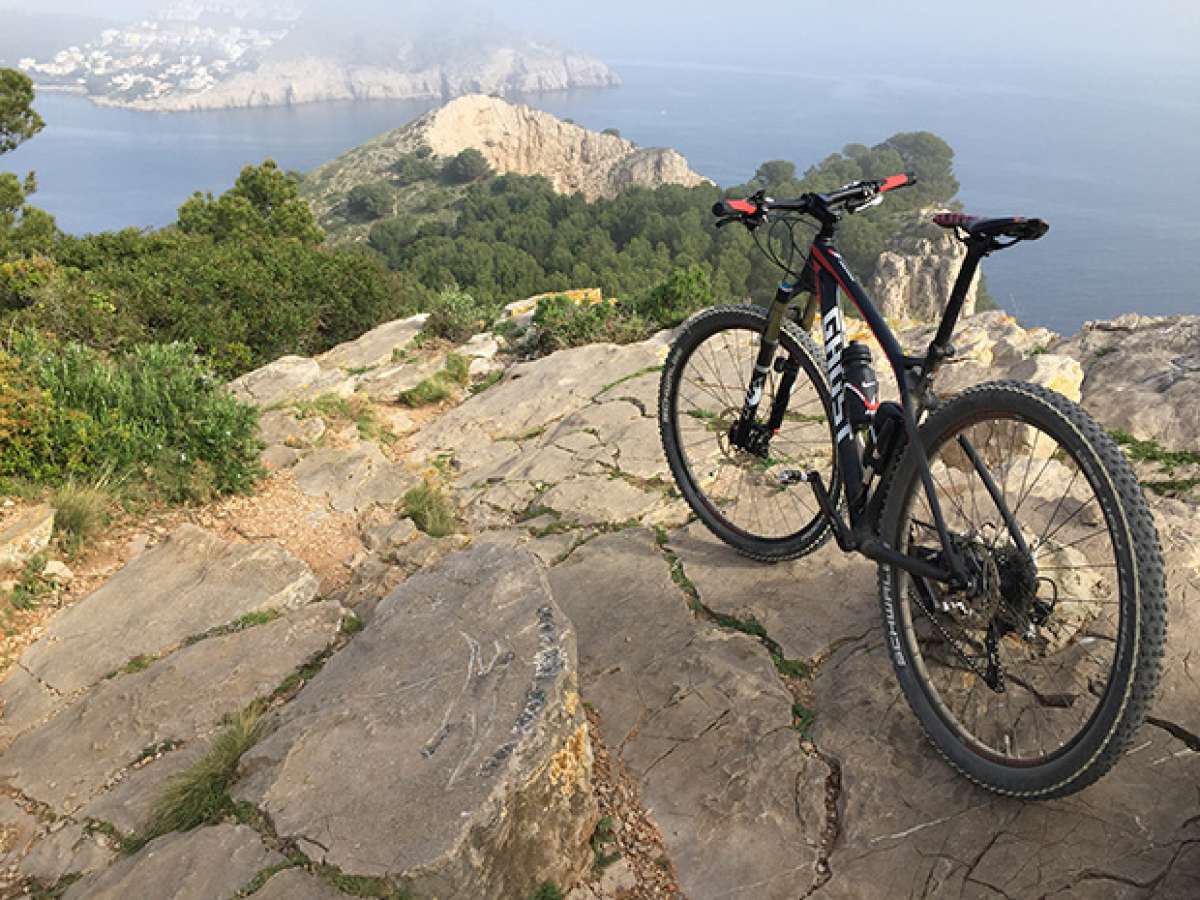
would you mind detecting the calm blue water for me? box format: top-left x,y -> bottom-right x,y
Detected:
7,62 -> 1200,334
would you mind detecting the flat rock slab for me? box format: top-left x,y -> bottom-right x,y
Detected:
1056,313 -> 1200,451
255,867 -> 346,900
414,340 -> 666,460
805,497 -> 1200,899
669,522 -> 877,661
293,442 -> 415,513
227,355 -> 347,409
2,602 -> 342,814
0,504 -> 54,570
63,824 -> 281,900
314,314 -> 427,370
6,524 -> 317,704
549,531 -> 830,900
234,544 -> 596,898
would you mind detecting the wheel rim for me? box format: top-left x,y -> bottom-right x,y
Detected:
672,323 -> 835,542
895,412 -> 1128,766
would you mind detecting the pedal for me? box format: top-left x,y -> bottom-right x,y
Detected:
776,469 -> 811,486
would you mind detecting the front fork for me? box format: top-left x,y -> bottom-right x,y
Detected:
731,284 -> 798,448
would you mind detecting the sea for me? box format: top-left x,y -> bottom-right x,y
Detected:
6,61 -> 1199,335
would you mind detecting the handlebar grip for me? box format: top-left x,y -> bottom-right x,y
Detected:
878,173 -> 917,193
712,198 -> 759,218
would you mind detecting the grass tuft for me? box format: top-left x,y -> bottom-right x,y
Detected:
469,370 -> 503,395
51,483 -> 110,556
529,885 -> 564,900
1112,430 -> 1200,469
403,480 -> 457,538
442,352 -> 470,386
130,707 -> 264,852
396,377 -> 452,408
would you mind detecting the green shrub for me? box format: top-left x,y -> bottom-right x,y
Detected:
630,265 -> 714,327
347,181 -> 394,221
391,152 -> 441,185
443,352 -> 470,386
422,286 -> 491,343
532,295 -> 648,355
2,334 -> 262,502
443,148 -> 492,184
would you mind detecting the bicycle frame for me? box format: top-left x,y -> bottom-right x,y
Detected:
746,225 -> 993,588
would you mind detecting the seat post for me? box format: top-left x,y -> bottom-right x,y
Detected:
929,238 -> 987,357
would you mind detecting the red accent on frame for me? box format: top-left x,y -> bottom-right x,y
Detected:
879,174 -> 911,193
932,212 -> 979,228
727,199 -> 757,215
810,246 -> 866,318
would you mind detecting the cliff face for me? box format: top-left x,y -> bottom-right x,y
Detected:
868,226 -> 978,322
103,46 -> 619,113
303,94 -> 711,230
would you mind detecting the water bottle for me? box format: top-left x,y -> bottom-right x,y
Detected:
842,341 -> 879,430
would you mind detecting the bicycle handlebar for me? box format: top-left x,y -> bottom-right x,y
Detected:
712,172 -> 918,225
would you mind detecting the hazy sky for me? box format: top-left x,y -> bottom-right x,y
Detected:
6,0 -> 1199,85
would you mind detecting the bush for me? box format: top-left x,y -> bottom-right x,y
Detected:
630,265 -> 714,327
601,127 -> 621,138
347,181 -> 394,220
443,148 -> 492,184
422,286 -> 491,343
368,216 -> 418,260
2,334 -> 262,502
390,153 -> 441,185
531,295 -> 648,355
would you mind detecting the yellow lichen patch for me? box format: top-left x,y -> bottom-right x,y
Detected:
563,689 -> 579,717
547,722 -> 592,798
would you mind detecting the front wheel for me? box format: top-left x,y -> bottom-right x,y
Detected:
658,304 -> 838,561
878,380 -> 1166,797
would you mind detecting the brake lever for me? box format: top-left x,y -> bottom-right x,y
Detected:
846,193 -> 884,215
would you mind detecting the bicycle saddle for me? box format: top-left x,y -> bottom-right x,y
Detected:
932,212 -> 1049,241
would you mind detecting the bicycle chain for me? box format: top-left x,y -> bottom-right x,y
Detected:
907,585 -> 996,685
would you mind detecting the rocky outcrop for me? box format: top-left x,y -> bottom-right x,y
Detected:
102,45 -> 620,113
868,222 -> 979,321
4,311 -> 1198,898
236,543 -> 596,897
0,504 -> 55,571
1054,313 -> 1200,450
305,94 -> 709,211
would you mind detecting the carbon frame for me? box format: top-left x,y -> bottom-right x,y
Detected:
786,232 -> 988,586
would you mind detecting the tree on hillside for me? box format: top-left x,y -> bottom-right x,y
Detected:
178,159 -> 323,244
0,69 -> 44,154
443,148 -> 492,184
347,181 -> 394,220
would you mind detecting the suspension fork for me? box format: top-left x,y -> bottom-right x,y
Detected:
732,282 -> 796,444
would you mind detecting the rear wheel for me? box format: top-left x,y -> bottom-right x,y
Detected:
878,381 -> 1166,797
658,304 -> 837,561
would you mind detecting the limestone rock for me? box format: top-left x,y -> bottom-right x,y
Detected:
1055,313 -> 1200,450
226,356 -> 328,408
0,505 -> 54,571
2,602 -> 343,814
254,868 -> 346,900
314,314 -> 427,371
259,408 -> 326,448
62,824 -> 281,900
868,224 -> 978,322
234,544 -> 596,898
305,95 -> 708,221
292,442 -> 415,513
116,45 -> 620,112
8,525 -> 317,699
19,823 -> 113,883
549,531 -> 830,899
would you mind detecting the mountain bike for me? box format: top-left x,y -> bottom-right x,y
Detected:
657,174 -> 1166,797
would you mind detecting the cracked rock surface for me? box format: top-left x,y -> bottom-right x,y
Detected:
235,542 -> 596,897
3,312 -> 1199,899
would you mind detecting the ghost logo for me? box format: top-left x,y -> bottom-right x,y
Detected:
823,305 -> 853,445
